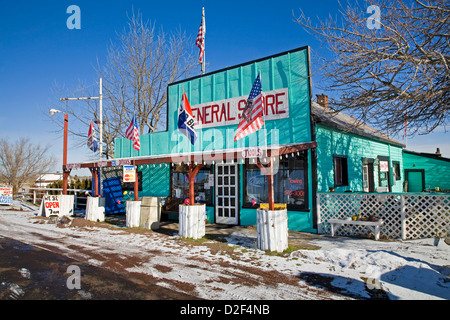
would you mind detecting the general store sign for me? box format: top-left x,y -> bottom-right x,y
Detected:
0,187 -> 13,205
191,88 -> 289,129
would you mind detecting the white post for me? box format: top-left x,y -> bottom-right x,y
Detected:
257,208 -> 288,252
33,189 -> 36,204
99,78 -> 103,159
126,200 -> 141,228
179,204 -> 206,239
99,78 -> 103,197
316,193 -> 322,234
401,194 -> 407,240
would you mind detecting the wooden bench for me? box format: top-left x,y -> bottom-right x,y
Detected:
328,219 -> 384,241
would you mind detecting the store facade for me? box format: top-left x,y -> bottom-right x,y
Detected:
69,46 -> 408,233
113,46 -> 317,232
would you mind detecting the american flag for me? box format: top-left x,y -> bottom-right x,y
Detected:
125,114 -> 140,151
234,73 -> 265,141
195,8 -> 205,64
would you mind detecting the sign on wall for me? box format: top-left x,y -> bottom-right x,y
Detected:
0,187 -> 13,205
379,161 -> 389,172
123,165 -> 136,183
190,88 -> 289,129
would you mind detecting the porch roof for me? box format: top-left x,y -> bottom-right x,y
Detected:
64,141 -> 317,170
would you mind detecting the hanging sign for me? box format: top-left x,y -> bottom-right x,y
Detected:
0,187 -> 13,205
66,163 -> 81,169
98,161 -> 108,167
123,165 -> 136,182
242,147 -> 265,159
112,159 -> 132,166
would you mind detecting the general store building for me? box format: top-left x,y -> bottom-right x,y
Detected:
72,46 -> 412,232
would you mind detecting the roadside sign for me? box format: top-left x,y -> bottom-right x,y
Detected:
41,195 -> 60,216
0,187 -> 13,205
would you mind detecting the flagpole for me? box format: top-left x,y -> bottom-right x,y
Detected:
201,7 -> 205,75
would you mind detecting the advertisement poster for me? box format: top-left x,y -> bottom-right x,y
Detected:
123,165 -> 136,183
0,187 -> 13,205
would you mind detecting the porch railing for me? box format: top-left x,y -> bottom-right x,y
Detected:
317,192 -> 450,240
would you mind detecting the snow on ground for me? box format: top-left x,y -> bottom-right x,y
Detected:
0,202 -> 449,300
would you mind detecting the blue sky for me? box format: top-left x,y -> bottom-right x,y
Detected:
0,0 -> 448,173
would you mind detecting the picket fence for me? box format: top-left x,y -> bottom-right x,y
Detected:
317,192 -> 450,240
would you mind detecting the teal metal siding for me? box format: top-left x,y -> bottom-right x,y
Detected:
115,48 -> 313,158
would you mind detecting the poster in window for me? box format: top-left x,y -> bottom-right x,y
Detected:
379,161 -> 389,172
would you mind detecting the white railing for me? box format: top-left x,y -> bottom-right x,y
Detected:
20,187 -> 91,210
317,192 -> 450,240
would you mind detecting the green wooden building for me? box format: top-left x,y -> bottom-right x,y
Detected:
100,46 -> 414,232
403,149 -> 450,192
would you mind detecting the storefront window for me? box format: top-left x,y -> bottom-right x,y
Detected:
243,153 -> 308,210
171,164 -> 213,206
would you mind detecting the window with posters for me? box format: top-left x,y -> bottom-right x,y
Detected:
171,164 -> 213,206
378,156 -> 391,191
243,152 -> 308,211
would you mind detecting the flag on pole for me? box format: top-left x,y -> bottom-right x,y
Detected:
195,7 -> 206,65
178,91 -> 197,145
234,73 -> 265,141
126,114 -> 140,151
87,120 -> 98,152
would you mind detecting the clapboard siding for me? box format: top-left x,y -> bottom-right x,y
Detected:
315,124 -> 404,192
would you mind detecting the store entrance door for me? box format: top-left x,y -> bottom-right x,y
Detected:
215,163 -> 239,225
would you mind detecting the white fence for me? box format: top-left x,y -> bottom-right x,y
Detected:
21,187 -> 91,210
317,192 -> 450,240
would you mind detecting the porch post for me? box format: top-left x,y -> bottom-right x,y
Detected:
188,163 -> 203,204
267,168 -> 275,211
89,168 -> 99,197
256,161 -> 275,211
134,165 -> 139,201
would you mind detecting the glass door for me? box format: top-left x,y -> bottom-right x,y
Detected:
215,163 -> 239,225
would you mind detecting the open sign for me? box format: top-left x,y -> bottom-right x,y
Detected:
42,195 -> 60,216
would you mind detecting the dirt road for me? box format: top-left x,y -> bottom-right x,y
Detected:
0,236 -> 197,300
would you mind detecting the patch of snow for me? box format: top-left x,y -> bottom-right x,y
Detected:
0,207 -> 448,300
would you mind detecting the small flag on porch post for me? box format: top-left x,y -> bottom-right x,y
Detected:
178,91 -> 197,145
87,120 -> 98,152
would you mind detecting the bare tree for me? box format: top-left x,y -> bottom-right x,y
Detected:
101,11 -> 197,136
0,138 -> 56,195
295,0 -> 449,135
49,10 -> 197,158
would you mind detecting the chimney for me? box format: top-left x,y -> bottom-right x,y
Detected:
316,94 -> 329,109
435,148 -> 441,157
